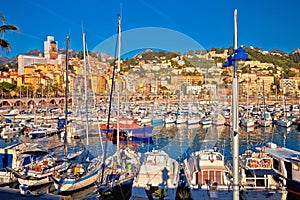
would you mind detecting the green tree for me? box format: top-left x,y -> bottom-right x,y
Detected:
166,52 -> 180,60
77,51 -> 84,59
187,50 -> 194,56
0,13 -> 19,52
51,82 -> 64,97
0,81 -> 16,98
0,64 -> 9,72
195,49 -> 201,55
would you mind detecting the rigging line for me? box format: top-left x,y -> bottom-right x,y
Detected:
100,16 -> 121,184
85,41 -> 104,154
64,35 -> 70,158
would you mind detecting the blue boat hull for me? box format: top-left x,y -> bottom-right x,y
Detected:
125,126 -> 153,135
286,179 -> 300,196
131,136 -> 153,144
101,126 -> 153,136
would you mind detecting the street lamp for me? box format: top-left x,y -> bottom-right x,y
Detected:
224,9 -> 250,200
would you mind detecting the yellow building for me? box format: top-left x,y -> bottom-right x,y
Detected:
171,75 -> 204,87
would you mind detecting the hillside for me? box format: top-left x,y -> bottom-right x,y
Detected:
1,46 -> 300,73
245,47 -> 300,70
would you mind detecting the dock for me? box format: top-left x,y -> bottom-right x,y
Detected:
0,187 -> 71,200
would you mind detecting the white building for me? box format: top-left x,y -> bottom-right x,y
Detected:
18,36 -> 64,75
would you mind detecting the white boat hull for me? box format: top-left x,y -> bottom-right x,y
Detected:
190,188 -> 233,200
187,119 -> 199,125
18,176 -> 50,186
258,119 -> 272,127
0,172 -> 17,184
53,169 -> 99,192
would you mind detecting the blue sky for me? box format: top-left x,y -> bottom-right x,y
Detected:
1,0 -> 300,58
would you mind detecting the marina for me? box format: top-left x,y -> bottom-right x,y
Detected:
0,113 -> 300,199
1,1 -> 300,199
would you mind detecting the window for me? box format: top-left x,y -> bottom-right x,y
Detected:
292,161 -> 299,171
273,159 -> 279,170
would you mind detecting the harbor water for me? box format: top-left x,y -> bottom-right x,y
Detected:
1,123 -> 299,199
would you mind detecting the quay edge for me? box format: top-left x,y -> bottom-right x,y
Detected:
0,187 -> 70,200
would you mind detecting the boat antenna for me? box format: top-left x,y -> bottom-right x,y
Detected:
100,14 -> 121,184
64,35 -> 70,157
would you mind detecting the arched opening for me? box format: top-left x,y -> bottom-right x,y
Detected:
14,101 -> 23,107
0,101 -> 11,108
49,99 -> 57,106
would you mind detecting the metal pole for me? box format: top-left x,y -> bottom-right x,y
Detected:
64,35 -> 70,157
117,15 -> 121,152
232,9 -> 240,200
83,32 -> 89,147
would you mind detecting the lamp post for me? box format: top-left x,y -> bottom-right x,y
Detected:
224,9 -> 250,200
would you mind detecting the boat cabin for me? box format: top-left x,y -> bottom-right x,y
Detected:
264,142 -> 300,195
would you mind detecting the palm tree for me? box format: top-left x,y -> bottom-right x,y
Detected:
0,13 -> 19,52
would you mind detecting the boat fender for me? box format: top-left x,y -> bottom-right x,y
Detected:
35,165 -> 42,172
43,160 -> 49,166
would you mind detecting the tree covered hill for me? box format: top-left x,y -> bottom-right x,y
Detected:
244,47 -> 299,69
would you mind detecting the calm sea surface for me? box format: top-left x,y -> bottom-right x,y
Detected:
1,123 -> 299,199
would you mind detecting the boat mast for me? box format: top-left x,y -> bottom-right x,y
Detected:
100,15 -> 121,184
64,35 -> 70,157
262,80 -> 266,117
117,15 -> 121,152
83,32 -> 89,147
283,86 -> 287,120
232,9 -> 239,200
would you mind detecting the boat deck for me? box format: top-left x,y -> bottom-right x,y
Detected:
264,145 -> 300,161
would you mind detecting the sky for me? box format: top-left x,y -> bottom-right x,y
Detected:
1,0 -> 300,58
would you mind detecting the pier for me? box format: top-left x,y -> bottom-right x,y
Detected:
0,187 -> 70,200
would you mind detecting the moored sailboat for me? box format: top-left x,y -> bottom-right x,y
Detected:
51,34 -> 102,193
96,15 -> 142,200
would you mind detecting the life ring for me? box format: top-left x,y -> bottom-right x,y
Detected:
261,159 -> 271,168
35,165 -> 42,172
251,159 -> 260,168
43,160 -> 49,166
